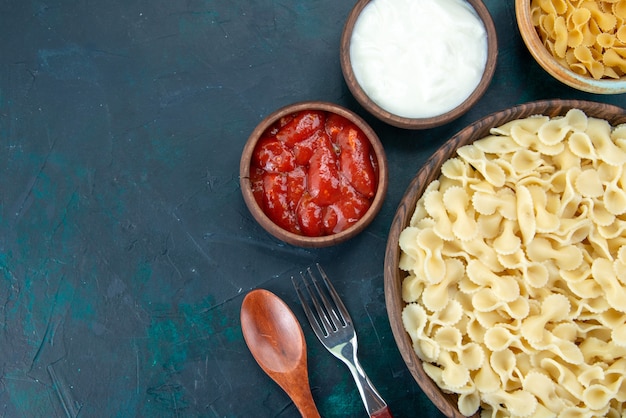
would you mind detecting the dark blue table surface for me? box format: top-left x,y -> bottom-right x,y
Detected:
1,1 -> 625,417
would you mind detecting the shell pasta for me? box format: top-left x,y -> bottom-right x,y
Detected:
399,109 -> 626,417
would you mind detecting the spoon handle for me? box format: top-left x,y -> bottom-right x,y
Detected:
289,386 -> 321,418
270,360 -> 320,418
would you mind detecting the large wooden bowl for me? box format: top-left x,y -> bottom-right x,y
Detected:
384,99 -> 626,417
516,0 -> 626,94
340,0 -> 498,130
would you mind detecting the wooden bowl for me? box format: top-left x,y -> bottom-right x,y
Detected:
384,99 -> 626,417
340,0 -> 498,130
240,101 -> 388,248
516,0 -> 626,94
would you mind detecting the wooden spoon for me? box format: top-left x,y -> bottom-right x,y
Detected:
240,289 -> 320,418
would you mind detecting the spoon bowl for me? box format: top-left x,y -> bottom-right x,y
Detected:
241,289 -> 320,418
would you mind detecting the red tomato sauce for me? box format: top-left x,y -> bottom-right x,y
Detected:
250,110 -> 378,237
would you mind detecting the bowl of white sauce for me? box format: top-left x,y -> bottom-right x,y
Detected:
340,0 -> 498,129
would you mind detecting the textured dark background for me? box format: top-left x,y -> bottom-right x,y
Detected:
1,1 -> 624,417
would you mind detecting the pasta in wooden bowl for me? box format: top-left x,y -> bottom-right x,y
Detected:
516,0 -> 626,94
384,100 -> 626,417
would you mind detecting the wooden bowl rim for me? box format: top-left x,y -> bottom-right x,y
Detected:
384,99 -> 626,418
340,0 -> 499,130
240,101 -> 389,248
515,0 -> 626,94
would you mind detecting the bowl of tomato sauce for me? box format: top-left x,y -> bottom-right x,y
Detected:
240,101 -> 388,247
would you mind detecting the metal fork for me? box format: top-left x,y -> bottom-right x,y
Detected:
292,264 -> 392,418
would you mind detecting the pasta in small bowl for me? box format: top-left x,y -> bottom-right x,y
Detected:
384,100 -> 626,417
516,0 -> 626,94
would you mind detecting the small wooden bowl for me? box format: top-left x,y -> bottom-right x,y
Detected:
384,99 -> 626,417
516,0 -> 626,94
240,101 -> 388,248
340,0 -> 498,130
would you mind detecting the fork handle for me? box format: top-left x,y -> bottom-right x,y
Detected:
354,371 -> 393,418
370,406 -> 393,418
344,355 -> 393,418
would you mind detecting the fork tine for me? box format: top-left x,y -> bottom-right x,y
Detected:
303,268 -> 337,336
314,263 -> 351,327
292,275 -> 326,337
293,271 -> 334,337
308,267 -> 341,331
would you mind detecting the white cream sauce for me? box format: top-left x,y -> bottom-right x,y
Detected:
350,0 -> 489,119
